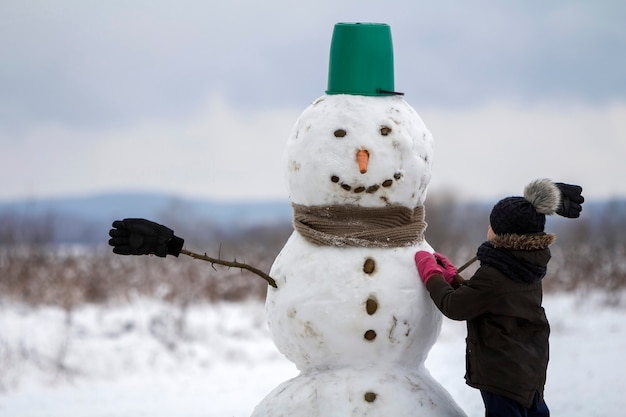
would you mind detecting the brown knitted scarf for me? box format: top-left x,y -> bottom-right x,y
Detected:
292,203 -> 426,248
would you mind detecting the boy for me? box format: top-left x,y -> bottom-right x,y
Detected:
415,179 -> 583,417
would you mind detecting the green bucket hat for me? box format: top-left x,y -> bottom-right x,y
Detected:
326,22 -> 402,96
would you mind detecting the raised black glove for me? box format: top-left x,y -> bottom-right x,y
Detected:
554,182 -> 584,218
108,218 -> 184,257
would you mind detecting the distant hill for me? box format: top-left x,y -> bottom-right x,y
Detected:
0,192 -> 623,246
0,192 -> 293,245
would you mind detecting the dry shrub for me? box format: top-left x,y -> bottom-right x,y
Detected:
1,197 -> 625,308
0,241 -> 281,309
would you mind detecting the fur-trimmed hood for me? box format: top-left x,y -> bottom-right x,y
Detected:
489,232 -> 556,250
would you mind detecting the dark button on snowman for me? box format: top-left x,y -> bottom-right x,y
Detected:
251,23 -> 466,417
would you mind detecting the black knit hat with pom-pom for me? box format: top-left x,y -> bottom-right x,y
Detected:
490,179 -> 561,235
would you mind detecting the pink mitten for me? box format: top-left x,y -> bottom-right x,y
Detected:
414,251 -> 445,284
434,252 -> 458,284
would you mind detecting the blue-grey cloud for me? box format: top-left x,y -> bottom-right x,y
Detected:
0,1 -> 624,130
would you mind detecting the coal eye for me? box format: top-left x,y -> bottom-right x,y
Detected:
380,126 -> 392,136
334,129 -> 347,138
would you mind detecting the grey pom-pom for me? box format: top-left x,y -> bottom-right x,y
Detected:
523,179 -> 561,215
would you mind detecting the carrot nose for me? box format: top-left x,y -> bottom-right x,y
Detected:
357,149 -> 369,174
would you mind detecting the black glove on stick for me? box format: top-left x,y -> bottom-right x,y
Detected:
108,218 -> 184,257
554,182 -> 584,218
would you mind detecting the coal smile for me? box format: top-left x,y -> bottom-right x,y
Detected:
330,172 -> 403,194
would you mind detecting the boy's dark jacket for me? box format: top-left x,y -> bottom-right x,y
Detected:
426,232 -> 555,408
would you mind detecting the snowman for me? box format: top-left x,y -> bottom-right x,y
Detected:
108,22 -> 466,417
250,23 -> 466,417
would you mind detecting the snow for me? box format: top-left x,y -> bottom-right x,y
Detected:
1,292 -> 624,417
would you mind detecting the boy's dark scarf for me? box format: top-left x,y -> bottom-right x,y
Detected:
477,233 -> 556,284
292,203 -> 426,248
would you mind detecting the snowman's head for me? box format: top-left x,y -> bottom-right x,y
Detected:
284,94 -> 433,208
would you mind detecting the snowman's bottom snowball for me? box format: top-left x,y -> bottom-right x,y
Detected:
250,366 -> 467,417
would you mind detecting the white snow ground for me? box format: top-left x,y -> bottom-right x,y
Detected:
0,292 -> 624,417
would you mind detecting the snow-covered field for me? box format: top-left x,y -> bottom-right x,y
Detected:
0,292 -> 624,417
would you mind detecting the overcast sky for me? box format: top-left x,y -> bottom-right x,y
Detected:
1,1 -> 625,203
